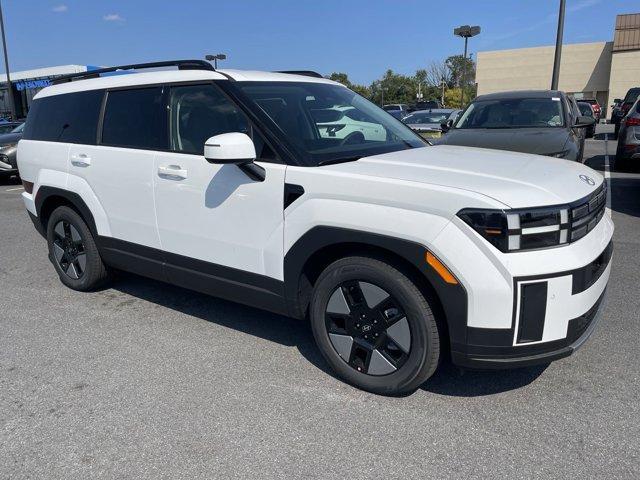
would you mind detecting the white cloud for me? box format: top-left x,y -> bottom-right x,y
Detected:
51,5 -> 68,13
103,13 -> 125,22
568,0 -> 601,13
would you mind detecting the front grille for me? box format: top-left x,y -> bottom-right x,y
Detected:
569,182 -> 607,242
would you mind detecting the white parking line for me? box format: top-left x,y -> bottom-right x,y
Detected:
4,187 -> 23,192
603,133 -> 611,217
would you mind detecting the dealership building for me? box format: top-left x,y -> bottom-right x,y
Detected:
476,13 -> 640,118
0,65 -> 99,119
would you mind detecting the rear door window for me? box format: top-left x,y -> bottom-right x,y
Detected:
22,90 -> 103,144
101,87 -> 166,150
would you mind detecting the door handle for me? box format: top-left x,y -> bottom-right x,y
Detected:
158,165 -> 188,179
70,153 -> 91,167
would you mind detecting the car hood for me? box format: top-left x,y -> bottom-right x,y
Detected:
0,132 -> 22,145
407,123 -> 441,130
436,128 -> 569,155
322,145 -> 603,209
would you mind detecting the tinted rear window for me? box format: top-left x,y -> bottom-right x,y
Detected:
101,87 -> 166,150
22,90 -> 103,144
624,88 -> 640,104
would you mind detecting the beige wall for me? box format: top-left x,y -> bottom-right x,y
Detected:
476,42 -> 613,111
608,49 -> 640,107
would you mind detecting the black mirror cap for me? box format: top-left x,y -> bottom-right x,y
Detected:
574,115 -> 596,128
206,156 -> 255,165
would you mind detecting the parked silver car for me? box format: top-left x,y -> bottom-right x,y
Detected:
401,109 -> 457,139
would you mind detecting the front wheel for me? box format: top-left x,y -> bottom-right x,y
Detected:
46,206 -> 110,291
309,256 -> 440,395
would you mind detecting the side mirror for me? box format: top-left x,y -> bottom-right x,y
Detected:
440,119 -> 454,132
204,132 -> 265,181
574,115 -> 596,128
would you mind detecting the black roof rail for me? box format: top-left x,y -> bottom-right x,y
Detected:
51,59 -> 215,85
276,70 -> 324,79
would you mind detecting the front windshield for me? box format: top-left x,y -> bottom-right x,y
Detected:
236,82 -> 425,166
404,112 -> 450,124
12,123 -> 24,133
456,98 -> 565,129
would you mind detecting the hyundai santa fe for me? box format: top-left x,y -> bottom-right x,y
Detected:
17,60 -> 613,395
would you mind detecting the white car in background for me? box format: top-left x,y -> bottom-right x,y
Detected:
314,105 -> 386,143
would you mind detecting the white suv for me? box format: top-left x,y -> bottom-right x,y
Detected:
18,60 -> 613,395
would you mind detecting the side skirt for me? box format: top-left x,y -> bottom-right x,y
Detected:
96,236 -> 289,316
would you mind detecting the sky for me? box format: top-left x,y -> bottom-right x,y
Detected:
1,0 -> 638,85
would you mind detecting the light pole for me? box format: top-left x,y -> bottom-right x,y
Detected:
205,53 -> 227,69
454,25 -> 480,108
0,0 -> 15,120
551,0 -> 566,90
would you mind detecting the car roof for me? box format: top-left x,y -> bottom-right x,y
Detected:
475,90 -> 564,101
35,68 -> 341,99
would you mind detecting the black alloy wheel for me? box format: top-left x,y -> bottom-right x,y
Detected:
46,205 -> 110,291
51,220 -> 87,279
325,280 -> 411,376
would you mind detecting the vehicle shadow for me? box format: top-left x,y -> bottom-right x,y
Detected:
584,154 -> 605,172
421,362 -> 547,397
0,175 -> 20,186
110,271 -> 548,398
610,174 -> 640,218
110,271 -> 335,376
593,132 -> 610,141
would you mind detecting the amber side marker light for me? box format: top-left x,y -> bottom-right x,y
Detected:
426,252 -> 459,285
21,180 -> 34,194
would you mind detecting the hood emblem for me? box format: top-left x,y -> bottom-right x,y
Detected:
579,174 -> 595,186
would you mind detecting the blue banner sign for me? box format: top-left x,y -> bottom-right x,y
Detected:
15,79 -> 52,91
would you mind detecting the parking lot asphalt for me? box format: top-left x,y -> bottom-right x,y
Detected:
1,124 -> 639,479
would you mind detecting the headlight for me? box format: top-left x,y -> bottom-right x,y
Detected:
458,183 -> 606,252
459,207 -> 569,252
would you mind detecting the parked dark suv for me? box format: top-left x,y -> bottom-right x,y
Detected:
611,87 -> 640,139
435,90 -> 595,162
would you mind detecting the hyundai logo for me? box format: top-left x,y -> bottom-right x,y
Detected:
579,174 -> 596,186
362,324 -> 372,332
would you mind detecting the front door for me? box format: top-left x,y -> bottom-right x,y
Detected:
153,83 -> 286,295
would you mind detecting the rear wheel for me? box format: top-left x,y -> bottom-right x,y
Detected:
309,256 -> 440,395
46,206 -> 110,291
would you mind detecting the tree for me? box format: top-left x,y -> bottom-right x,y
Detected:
328,72 -> 371,99
425,60 -> 452,88
445,54 -> 475,89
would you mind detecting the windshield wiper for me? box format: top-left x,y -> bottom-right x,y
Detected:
317,156 -> 362,166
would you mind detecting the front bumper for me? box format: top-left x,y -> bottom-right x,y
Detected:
429,206 -> 613,370
452,287 -> 607,369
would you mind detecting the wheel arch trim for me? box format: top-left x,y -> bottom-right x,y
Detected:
35,186 -> 102,238
283,226 -> 468,347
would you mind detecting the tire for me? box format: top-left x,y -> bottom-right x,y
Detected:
309,256 -> 440,395
46,206 -> 110,291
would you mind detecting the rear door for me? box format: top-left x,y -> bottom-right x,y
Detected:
68,86 -> 165,249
